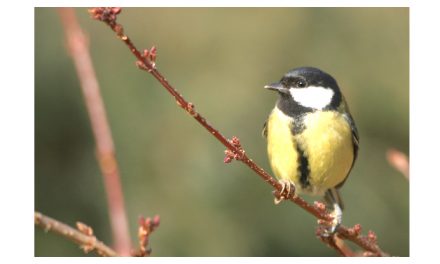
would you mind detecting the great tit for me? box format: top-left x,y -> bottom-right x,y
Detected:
263,67 -> 359,232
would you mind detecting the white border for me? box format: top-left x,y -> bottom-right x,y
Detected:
6,0 -> 440,262
410,0 -> 440,261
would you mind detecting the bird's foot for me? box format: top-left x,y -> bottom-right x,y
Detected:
273,179 -> 296,205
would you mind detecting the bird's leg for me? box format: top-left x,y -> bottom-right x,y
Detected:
329,202 -> 342,233
274,179 -> 296,205
321,189 -> 344,235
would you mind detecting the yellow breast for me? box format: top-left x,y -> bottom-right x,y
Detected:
267,108 -> 299,183
267,107 -> 354,195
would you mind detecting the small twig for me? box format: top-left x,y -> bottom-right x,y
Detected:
386,148 -> 409,179
58,7 -> 131,255
89,7 -> 388,257
132,215 -> 161,256
35,211 -> 118,257
337,225 -> 387,256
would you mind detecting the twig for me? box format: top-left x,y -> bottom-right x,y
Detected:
88,7 -> 388,257
58,7 -> 131,255
337,225 -> 387,256
35,211 -> 118,257
132,215 -> 160,256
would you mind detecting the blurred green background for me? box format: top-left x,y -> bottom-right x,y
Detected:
35,8 -> 409,256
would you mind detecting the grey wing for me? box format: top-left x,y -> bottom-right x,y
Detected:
335,113 -> 359,189
262,120 -> 268,138
346,112 -> 359,164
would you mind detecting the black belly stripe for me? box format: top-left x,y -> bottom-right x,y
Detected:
296,143 -> 310,188
290,115 -> 310,188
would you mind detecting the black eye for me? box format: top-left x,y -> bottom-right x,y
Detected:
280,77 -> 308,88
294,79 -> 307,88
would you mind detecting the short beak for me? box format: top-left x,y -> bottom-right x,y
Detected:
264,82 -> 289,94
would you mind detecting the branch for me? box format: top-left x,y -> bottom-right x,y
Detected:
58,8 -> 131,255
88,7 -> 388,257
35,211 -> 118,257
337,224 -> 387,256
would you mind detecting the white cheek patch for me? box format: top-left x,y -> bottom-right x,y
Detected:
289,86 -> 334,109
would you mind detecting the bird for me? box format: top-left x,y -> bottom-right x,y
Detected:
263,67 -> 359,232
